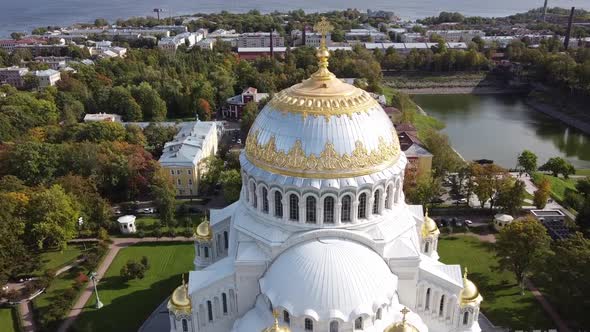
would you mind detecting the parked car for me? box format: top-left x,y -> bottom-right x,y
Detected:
458,198 -> 468,204
237,138 -> 242,145
464,220 -> 473,226
142,207 -> 155,214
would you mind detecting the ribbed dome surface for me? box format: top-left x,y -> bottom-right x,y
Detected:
260,239 -> 398,321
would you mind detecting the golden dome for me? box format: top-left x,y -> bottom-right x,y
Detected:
384,307 -> 420,332
168,275 -> 191,314
460,268 -> 483,306
421,210 -> 439,238
195,219 -> 212,242
261,311 -> 291,332
244,17 -> 401,179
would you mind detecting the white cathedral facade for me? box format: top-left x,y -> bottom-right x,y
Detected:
166,19 -> 482,332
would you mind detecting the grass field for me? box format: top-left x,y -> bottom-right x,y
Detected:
0,308 -> 18,332
576,169 -> 590,176
438,235 -> 553,330
531,172 -> 578,203
73,242 -> 194,332
34,245 -> 86,275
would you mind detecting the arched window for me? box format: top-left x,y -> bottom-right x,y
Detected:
251,183 -> 257,208
324,197 -> 335,223
289,194 -> 299,221
207,300 -> 213,321
341,195 -> 352,222
376,308 -> 382,320
330,321 -> 339,332
385,184 -> 393,209
463,311 -> 469,325
306,196 -> 317,223
354,317 -> 363,330
199,304 -> 205,327
224,231 -> 228,249
358,193 -> 367,219
373,190 -> 381,214
424,242 -> 430,253
222,293 -> 228,314
439,294 -> 445,316
304,318 -> 313,331
425,288 -> 431,310
262,187 -> 269,213
182,319 -> 188,332
274,191 -> 283,218
283,311 -> 290,325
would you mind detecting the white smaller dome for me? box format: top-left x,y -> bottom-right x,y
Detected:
260,239 -> 398,322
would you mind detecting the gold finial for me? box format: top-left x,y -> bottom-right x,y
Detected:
272,310 -> 280,327
312,17 -> 335,80
400,307 -> 410,323
463,267 -> 468,280
424,207 -> 429,217
182,273 -> 185,286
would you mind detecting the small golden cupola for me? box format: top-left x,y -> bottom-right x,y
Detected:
459,268 -> 483,306
421,209 -> 440,238
167,274 -> 192,315
195,218 -> 213,242
384,307 -> 420,332
261,310 -> 291,332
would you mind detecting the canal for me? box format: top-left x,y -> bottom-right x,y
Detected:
411,94 -> 590,169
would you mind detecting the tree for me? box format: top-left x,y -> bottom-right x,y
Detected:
74,121 -> 127,142
143,123 -> 178,157
199,156 -> 224,195
495,216 -> 551,294
405,175 -> 442,207
517,150 -> 538,175
26,185 -> 80,249
469,163 -> 508,208
241,101 -> 259,134
533,177 -> 551,209
120,259 -> 148,281
421,128 -> 464,176
108,86 -> 142,121
7,142 -> 63,185
575,177 -> 590,198
130,82 -> 168,121
539,157 -> 575,178
150,168 -> 176,226
94,18 -> 109,27
496,180 -> 526,215
538,233 -> 590,327
219,169 -> 242,203
196,98 -> 213,121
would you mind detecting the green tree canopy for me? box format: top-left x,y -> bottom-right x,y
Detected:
517,150 -> 538,175
539,157 -> 575,178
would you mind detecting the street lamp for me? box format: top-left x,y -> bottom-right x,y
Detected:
89,272 -> 103,309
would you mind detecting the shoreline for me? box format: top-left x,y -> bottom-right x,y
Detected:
525,100 -> 590,135
400,86 -> 528,95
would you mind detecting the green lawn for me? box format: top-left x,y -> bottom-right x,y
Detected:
73,242 -> 194,332
576,169 -> 590,176
34,245 -> 86,275
132,214 -> 203,236
0,308 -> 18,332
438,235 -> 553,330
531,173 -> 578,202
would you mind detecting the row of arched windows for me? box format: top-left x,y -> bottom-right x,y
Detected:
280,308 -> 384,331
244,177 -> 403,224
197,289 -> 236,327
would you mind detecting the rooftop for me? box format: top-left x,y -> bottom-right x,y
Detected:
159,121 -> 217,166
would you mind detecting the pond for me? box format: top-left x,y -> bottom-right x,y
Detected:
411,94 -> 590,169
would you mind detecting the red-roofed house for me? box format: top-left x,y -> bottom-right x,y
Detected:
223,87 -> 269,120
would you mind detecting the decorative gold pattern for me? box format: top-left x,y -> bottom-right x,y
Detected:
460,267 -> 483,306
267,87 -> 380,118
245,130 -> 400,178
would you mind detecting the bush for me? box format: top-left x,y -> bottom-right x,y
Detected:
168,229 -> 177,238
120,260 -> 147,281
97,227 -> 110,241
140,256 -> 150,270
182,229 -> 193,238
137,230 -> 145,238
153,228 -> 162,238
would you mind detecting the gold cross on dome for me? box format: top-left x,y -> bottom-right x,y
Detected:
314,17 -> 334,37
400,307 -> 410,322
464,267 -> 469,279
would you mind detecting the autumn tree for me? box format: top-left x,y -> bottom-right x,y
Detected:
495,216 -> 551,294
150,167 -> 176,226
405,175 -> 442,207
533,177 -> 551,209
196,98 -> 213,121
496,180 -> 526,215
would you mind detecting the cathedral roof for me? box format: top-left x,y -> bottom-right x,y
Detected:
460,268 -> 483,306
259,239 -> 398,322
244,18 -> 400,179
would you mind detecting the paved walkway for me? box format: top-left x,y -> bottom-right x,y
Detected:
510,173 -> 576,220
19,301 -> 35,332
525,279 -> 571,332
57,237 -> 192,332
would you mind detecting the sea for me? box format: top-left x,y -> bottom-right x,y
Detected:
1,0 -> 590,38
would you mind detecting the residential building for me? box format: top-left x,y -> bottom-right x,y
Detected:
223,87 -> 269,119
345,28 -> 389,41
158,32 -> 204,52
83,113 -> 123,122
396,123 -> 433,178
237,47 -> 287,60
237,32 -> 284,48
530,209 -> 571,240
291,30 -> 332,47
34,69 -> 61,88
401,32 -> 425,42
0,66 -> 29,88
159,121 -> 219,196
425,30 -> 485,42
34,56 -> 71,70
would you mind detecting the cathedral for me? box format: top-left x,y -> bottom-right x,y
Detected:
167,18 -> 482,332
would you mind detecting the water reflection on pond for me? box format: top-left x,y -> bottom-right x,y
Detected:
411,94 -> 590,168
